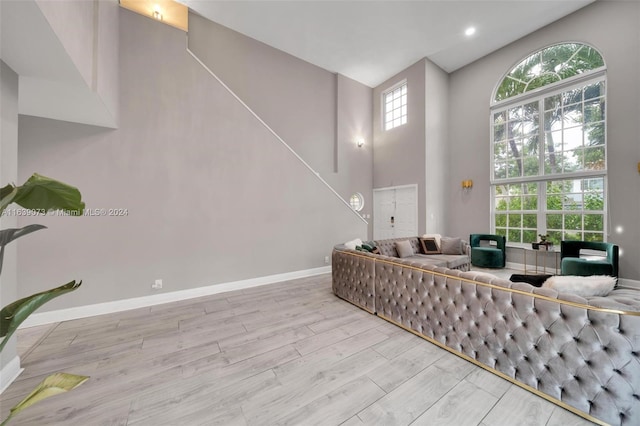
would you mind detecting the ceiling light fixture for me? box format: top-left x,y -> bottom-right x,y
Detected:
465,27 -> 476,37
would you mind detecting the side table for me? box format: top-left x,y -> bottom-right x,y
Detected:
523,246 -> 560,275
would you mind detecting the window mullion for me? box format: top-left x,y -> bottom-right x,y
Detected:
490,43 -> 606,246
539,182 -> 547,238
538,99 -> 546,239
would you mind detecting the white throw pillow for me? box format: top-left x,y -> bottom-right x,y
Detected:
542,275 -> 616,297
440,237 -> 463,255
395,240 -> 414,258
344,238 -> 363,250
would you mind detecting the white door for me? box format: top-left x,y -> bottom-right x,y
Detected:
373,189 -> 396,240
373,185 -> 418,240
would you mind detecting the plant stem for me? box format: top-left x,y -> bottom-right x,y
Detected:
1,411 -> 14,426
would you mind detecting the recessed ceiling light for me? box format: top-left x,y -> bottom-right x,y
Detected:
465,27 -> 476,37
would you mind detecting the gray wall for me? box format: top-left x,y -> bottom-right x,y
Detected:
424,59 -> 449,235
373,59 -> 427,235
372,58 -> 450,238
336,74 -> 374,237
448,1 -> 640,280
95,0 -> 119,122
16,8 -> 367,311
35,0 -> 95,89
188,12 -> 373,236
188,13 -> 337,191
0,61 -> 19,378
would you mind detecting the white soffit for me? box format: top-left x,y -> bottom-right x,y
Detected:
0,0 -> 116,128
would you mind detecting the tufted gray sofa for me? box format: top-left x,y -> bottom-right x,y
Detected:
370,237 -> 472,271
332,245 -> 640,426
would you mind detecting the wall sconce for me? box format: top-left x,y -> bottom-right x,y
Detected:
152,5 -> 163,21
462,179 -> 473,191
356,138 -> 365,148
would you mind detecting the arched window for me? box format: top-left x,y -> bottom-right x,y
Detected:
491,43 -> 606,245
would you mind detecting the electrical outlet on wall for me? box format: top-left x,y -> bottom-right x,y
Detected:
324,256 -> 330,264
152,279 -> 163,290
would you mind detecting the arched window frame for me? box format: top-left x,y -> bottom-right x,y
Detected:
490,43 -> 608,246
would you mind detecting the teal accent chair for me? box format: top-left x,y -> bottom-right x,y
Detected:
560,240 -> 619,277
470,234 -> 506,268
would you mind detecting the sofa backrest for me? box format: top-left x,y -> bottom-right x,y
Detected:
374,237 -> 421,257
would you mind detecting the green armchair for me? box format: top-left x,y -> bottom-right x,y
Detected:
560,240 -> 619,277
470,234 -> 506,268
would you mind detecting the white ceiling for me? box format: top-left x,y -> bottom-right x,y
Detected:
180,0 -> 595,87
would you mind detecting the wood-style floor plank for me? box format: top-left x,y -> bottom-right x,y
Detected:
356,365 -> 461,425
481,385 -> 556,426
0,273 -> 593,425
275,376 -> 385,426
410,380 -> 498,426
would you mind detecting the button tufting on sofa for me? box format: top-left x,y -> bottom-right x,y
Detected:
332,243 -> 640,425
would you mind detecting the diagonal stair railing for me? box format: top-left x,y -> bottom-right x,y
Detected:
185,45 -> 367,225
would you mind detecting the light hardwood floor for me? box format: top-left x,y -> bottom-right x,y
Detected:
1,273 -> 593,425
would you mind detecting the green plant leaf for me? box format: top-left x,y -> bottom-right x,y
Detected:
0,225 -> 47,276
0,183 -> 15,200
0,184 -> 18,216
1,372 -> 89,425
0,281 -> 81,353
13,174 -> 85,215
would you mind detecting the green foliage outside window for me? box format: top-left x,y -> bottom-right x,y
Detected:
495,43 -> 604,102
492,43 -> 606,244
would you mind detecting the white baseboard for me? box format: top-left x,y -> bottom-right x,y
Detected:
20,266 -> 332,328
0,355 -> 23,395
617,277 -> 640,290
505,261 -> 523,272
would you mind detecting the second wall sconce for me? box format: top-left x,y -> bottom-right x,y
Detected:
462,179 -> 473,190
152,5 -> 163,21
356,138 -> 365,148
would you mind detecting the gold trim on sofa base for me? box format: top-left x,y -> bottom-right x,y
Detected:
330,248 -> 640,425
377,313 -> 610,426
334,293 -> 374,314
335,290 -> 609,426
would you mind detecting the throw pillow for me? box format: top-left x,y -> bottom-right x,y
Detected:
440,237 -> 462,255
542,275 -> 616,297
422,233 -> 442,247
344,238 -> 363,250
395,240 -> 414,258
419,237 -> 440,254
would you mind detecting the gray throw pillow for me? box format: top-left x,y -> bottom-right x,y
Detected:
395,240 -> 414,258
440,237 -> 462,255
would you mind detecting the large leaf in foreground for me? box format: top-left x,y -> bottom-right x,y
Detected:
13,174 -> 85,214
0,225 -> 47,275
1,372 -> 89,426
0,281 -> 81,352
0,184 -> 18,216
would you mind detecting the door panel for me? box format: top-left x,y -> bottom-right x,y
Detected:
394,186 -> 417,238
373,189 -> 395,240
373,186 -> 417,240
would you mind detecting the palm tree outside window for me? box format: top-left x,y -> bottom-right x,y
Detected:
491,43 -> 607,245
